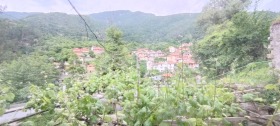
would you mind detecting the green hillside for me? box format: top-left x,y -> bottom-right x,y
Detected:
0,10 -> 198,42
90,10 -> 198,42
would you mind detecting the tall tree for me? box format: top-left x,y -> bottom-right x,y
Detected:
0,19 -> 39,63
0,85 -> 14,115
197,0 -> 251,32
193,11 -> 274,77
95,27 -> 133,75
0,54 -> 59,101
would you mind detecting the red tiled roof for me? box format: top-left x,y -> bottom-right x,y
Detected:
91,46 -> 105,54
73,48 -> 89,53
92,46 -> 104,50
162,73 -> 173,78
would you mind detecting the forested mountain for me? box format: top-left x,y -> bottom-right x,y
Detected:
0,10 -> 198,42
0,12 -> 39,19
0,19 -> 39,62
90,10 -> 198,42
22,12 -> 93,39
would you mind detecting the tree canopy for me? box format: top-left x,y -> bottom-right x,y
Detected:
194,9 -> 275,77
94,27 -> 133,75
0,54 -> 59,101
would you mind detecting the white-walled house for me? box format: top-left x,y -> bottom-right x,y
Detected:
147,61 -> 175,72
169,46 -> 177,53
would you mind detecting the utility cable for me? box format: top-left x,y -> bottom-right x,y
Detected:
67,0 -> 109,53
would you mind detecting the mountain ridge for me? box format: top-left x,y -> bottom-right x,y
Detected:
0,10 -> 199,42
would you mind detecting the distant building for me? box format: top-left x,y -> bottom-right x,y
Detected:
150,75 -> 162,81
73,48 -> 90,56
147,61 -> 175,72
162,73 -> 173,78
91,46 -> 105,55
167,43 -> 199,69
73,48 -> 90,62
73,46 -> 104,63
134,48 -> 165,61
169,46 -> 177,53
135,43 -> 198,73
167,50 -> 181,63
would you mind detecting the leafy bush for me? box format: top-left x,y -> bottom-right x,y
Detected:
220,62 -> 278,85
261,84 -> 280,104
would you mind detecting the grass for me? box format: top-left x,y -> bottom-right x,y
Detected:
219,62 -> 278,85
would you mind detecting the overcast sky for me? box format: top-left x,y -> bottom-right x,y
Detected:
1,0 -> 279,16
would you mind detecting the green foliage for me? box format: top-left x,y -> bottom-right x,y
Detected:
88,51 -> 95,58
27,83 -> 104,126
139,60 -> 147,77
22,12 -> 94,40
0,85 -> 14,115
194,11 -> 274,77
175,63 -> 199,80
26,64 -> 241,125
220,62 -> 278,85
94,27 -> 133,75
197,0 -> 251,32
0,54 -> 59,101
3,6 -> 279,125
242,93 -> 256,102
261,84 -> 280,104
0,19 -> 39,63
20,121 -> 35,126
90,10 -> 198,42
272,16 -> 280,25
2,11 -> 198,42
106,27 -> 123,43
68,65 -> 85,74
35,37 -> 92,62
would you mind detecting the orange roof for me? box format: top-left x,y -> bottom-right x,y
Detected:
92,46 -> 104,50
167,61 -> 177,64
162,73 -> 173,78
73,48 -> 89,53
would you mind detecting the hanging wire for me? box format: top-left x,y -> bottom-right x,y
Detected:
67,0 -> 109,53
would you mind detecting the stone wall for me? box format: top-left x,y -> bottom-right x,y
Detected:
268,23 -> 280,70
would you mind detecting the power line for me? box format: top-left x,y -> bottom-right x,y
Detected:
66,0 -> 109,53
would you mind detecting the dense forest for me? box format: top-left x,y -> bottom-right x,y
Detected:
0,10 -> 198,42
1,0 -> 280,125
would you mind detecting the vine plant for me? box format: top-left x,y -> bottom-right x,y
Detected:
26,67 -> 241,125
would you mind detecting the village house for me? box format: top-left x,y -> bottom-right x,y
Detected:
73,48 -> 90,62
149,50 -> 165,57
91,46 -> 105,54
134,48 -> 165,61
150,75 -> 162,81
150,73 -> 173,81
169,46 -> 177,53
73,48 -> 90,56
167,50 -> 181,63
73,46 -> 105,63
162,73 -> 173,78
179,43 -> 193,50
72,46 -> 104,74
147,61 -> 175,72
167,43 -> 199,69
